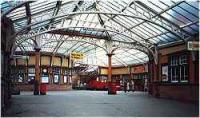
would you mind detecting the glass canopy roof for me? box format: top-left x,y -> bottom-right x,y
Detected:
1,0 -> 199,67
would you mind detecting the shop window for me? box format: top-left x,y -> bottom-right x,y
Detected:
63,69 -> 70,84
53,68 -> 60,84
133,74 -> 141,79
18,75 -> 23,83
41,68 -> 49,83
64,69 -> 70,75
68,76 -> 72,83
18,68 -> 25,83
133,73 -> 148,80
179,55 -> 188,82
169,54 -> 188,83
122,75 -> 129,81
28,68 -> 35,84
100,76 -> 107,82
54,75 -> 59,83
112,75 -> 120,81
10,67 -> 18,83
63,76 -> 67,83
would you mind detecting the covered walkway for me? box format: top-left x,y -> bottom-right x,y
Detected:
1,0 -> 199,117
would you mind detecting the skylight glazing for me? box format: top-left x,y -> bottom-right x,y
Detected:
1,0 -> 199,66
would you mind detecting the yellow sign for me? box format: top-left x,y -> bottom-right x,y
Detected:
71,52 -> 84,60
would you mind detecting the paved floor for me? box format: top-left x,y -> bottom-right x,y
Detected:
4,90 -> 199,117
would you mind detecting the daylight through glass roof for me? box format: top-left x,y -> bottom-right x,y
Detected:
1,0 -> 199,66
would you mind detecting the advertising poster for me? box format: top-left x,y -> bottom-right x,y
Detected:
54,75 -> 59,83
162,66 -> 168,82
64,76 -> 67,83
41,76 -> 49,83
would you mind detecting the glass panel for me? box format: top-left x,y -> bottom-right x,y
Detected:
172,6 -> 198,22
3,1 -> 198,66
180,2 -> 199,18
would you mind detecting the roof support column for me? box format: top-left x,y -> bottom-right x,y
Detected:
107,53 -> 116,95
34,47 -> 41,95
104,40 -> 117,94
107,53 -> 114,82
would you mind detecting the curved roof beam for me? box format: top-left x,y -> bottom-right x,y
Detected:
38,36 -> 150,57
30,38 -> 150,66
17,31 -> 150,64
39,39 -> 108,54
15,26 -> 153,56
10,11 -> 186,47
16,26 -> 148,47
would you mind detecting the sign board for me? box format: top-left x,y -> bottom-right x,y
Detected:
71,52 -> 84,60
54,75 -> 59,83
188,41 -> 199,51
132,66 -> 146,73
162,66 -> 168,82
41,76 -> 49,83
64,76 -> 67,83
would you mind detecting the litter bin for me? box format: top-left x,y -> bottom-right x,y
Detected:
40,84 -> 47,95
108,82 -> 117,95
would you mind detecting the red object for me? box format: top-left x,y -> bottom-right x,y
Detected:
87,77 -> 121,91
87,80 -> 107,90
40,84 -> 47,95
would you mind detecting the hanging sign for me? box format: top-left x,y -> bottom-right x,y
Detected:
187,41 -> 199,51
131,65 -> 147,73
71,52 -> 84,60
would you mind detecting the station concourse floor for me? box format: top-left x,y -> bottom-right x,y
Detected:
4,90 -> 199,117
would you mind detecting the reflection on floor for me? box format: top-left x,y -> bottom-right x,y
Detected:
4,91 -> 199,117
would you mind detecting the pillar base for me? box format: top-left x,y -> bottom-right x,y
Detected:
107,82 -> 117,95
34,91 -> 40,95
40,92 -> 46,95
108,90 -> 117,95
33,80 -> 40,95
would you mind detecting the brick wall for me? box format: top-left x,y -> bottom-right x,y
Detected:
18,84 -> 72,91
47,84 -> 72,91
156,84 -> 198,102
148,42 -> 199,103
18,84 -> 34,91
